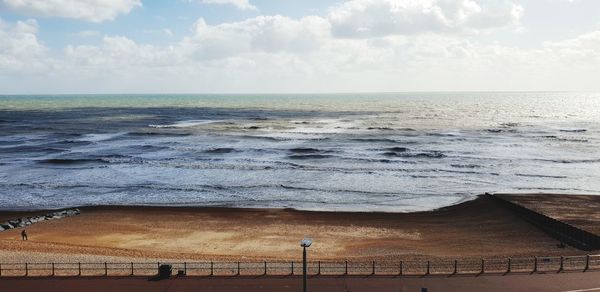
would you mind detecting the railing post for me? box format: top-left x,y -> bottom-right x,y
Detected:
426,261 -> 430,275
25,263 -> 28,276
559,256 -> 563,273
236,262 -> 240,276
210,261 -> 213,276
344,261 -> 348,275
507,258 -> 511,274
78,262 -> 81,276
290,261 -> 294,276
371,261 -> 375,275
131,262 -> 134,276
584,255 -> 590,272
399,261 -> 403,276
0,263 -> 2,277
453,259 -> 457,275
481,259 -> 485,274
184,262 -> 187,276
317,261 -> 321,275
264,261 -> 267,276
104,262 -> 108,276
52,263 -> 55,276
533,257 -> 537,273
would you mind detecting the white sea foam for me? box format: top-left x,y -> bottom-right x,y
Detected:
149,120 -> 221,128
280,118 -> 363,135
254,132 -> 328,140
79,132 -> 127,142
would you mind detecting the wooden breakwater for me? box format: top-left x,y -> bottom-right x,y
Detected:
489,193 -> 600,251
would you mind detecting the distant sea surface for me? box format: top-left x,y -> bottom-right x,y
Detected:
1,92 -> 599,211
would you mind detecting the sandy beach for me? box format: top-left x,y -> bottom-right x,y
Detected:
0,195 -> 587,263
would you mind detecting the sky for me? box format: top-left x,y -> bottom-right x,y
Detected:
1,0 -> 600,94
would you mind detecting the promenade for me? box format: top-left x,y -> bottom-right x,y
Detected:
2,272 -> 600,292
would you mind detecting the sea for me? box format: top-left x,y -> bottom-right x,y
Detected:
0,92 -> 599,212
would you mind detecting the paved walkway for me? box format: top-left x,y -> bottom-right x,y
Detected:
1,272 -> 600,291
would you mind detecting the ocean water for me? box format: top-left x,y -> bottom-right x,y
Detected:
0,92 -> 599,212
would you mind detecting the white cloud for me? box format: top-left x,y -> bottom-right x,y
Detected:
2,4 -> 600,93
0,0 -> 142,22
0,17 -> 51,73
544,30 -> 600,62
54,18 -> 599,92
328,0 -> 523,38
182,15 -> 330,59
201,0 -> 257,11
65,35 -> 182,68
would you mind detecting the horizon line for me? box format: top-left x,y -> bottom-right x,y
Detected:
1,90 -> 598,96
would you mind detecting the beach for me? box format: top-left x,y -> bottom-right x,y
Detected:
0,195 -> 587,263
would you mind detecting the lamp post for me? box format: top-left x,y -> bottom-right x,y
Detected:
301,238 -> 312,292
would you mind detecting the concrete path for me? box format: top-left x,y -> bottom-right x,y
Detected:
1,271 -> 600,291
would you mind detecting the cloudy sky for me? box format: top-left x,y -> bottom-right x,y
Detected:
1,0 -> 599,94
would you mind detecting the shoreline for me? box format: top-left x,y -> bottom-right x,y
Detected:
0,200 -> 474,226
4,191 -> 587,215
0,192 -> 482,216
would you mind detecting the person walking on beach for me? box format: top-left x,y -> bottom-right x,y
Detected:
21,229 -> 27,241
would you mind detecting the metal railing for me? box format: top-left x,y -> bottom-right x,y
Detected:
0,255 -> 598,277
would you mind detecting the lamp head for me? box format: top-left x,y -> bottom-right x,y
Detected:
300,238 -> 312,247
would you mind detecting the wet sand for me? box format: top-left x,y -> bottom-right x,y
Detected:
0,195 -> 588,263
